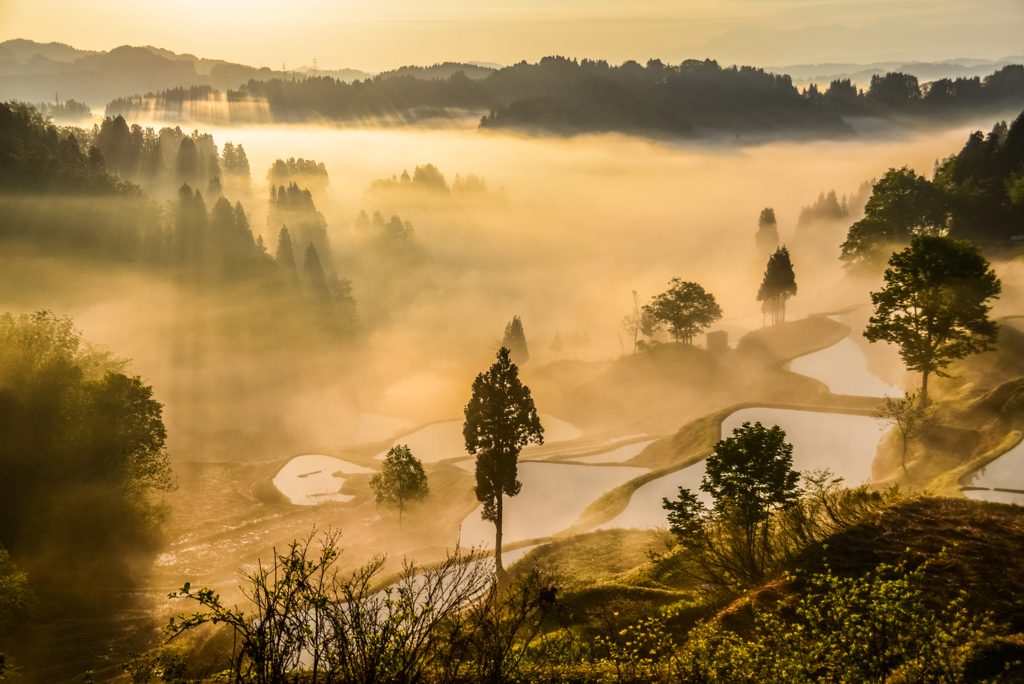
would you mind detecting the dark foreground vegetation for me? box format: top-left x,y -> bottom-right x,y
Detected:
99,494 -> 1024,684
104,57 -> 1024,139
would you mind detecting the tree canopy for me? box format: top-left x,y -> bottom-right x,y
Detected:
864,235 -> 1001,405
663,421 -> 802,586
754,207 -> 779,256
644,279 -> 723,345
840,167 -> 949,271
463,347 -> 544,576
0,311 -> 175,586
369,445 -> 429,525
757,246 -> 797,326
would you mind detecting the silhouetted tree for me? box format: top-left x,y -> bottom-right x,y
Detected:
463,348 -> 544,581
275,227 -> 299,285
234,202 -> 255,251
865,235 -> 1001,405
663,421 -> 801,586
757,246 -> 798,326
501,316 -> 530,364
876,391 -> 934,474
549,333 -> 564,358
369,445 -> 429,526
841,167 -> 948,271
0,312 -> 175,587
303,243 -> 331,302
755,208 -> 779,256
644,279 -> 723,345
176,136 -> 201,187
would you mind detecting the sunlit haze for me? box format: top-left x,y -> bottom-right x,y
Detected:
1,0 -> 1022,70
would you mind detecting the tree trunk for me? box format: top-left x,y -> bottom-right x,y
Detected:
921,371 -> 929,407
495,493 -> 507,586
901,435 -> 908,474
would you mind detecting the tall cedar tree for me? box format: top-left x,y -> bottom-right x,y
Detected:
463,347 -> 544,579
644,279 -> 723,345
501,315 -> 530,364
369,445 -> 429,526
303,243 -> 331,302
756,246 -> 798,326
865,235 -> 1000,405
275,227 -> 299,285
754,207 -> 780,256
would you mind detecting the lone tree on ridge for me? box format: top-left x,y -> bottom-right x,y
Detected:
463,347 -> 544,582
644,279 -> 723,345
757,246 -> 798,326
369,444 -> 429,526
864,235 -> 1000,406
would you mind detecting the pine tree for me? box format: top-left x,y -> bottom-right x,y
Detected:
755,207 -> 780,256
501,315 -> 530,364
275,226 -> 299,285
756,246 -> 798,326
302,243 -> 330,302
464,348 -> 544,581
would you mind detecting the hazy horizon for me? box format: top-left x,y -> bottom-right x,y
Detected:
1,0 -> 1022,74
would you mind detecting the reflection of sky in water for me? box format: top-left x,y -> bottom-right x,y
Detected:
599,462 -> 710,530
723,407 -> 885,485
570,439 -> 657,464
378,414 -> 582,463
601,406 -> 885,530
790,337 -> 901,397
965,437 -> 1024,505
457,461 -> 645,546
273,455 -> 376,505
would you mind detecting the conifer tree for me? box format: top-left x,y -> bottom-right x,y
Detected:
755,207 -> 780,256
501,315 -> 530,364
275,226 -> 299,285
464,348 -> 544,581
234,202 -> 254,250
303,243 -> 331,301
756,246 -> 798,326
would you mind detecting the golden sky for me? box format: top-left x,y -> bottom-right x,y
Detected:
0,0 -> 1021,71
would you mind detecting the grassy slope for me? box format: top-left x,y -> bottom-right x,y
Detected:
879,321 -> 1024,494
721,497 -> 1024,635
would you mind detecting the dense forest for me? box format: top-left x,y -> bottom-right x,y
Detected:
104,57 -> 1024,138
841,110 -> 1024,268
0,101 -> 358,332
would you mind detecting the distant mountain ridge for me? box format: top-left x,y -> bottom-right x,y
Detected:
0,39 -> 502,110
670,19 -> 1024,67
0,39 -> 374,107
768,58 -> 1024,89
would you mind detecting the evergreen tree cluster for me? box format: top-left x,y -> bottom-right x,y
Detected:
365,164 -> 503,205
34,96 -> 91,122
754,207 -> 779,256
269,182 -> 331,265
0,100 -> 132,194
266,156 -> 329,194
842,111 -> 1024,269
106,59 -> 1024,139
757,246 -> 798,327
0,101 -> 358,336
